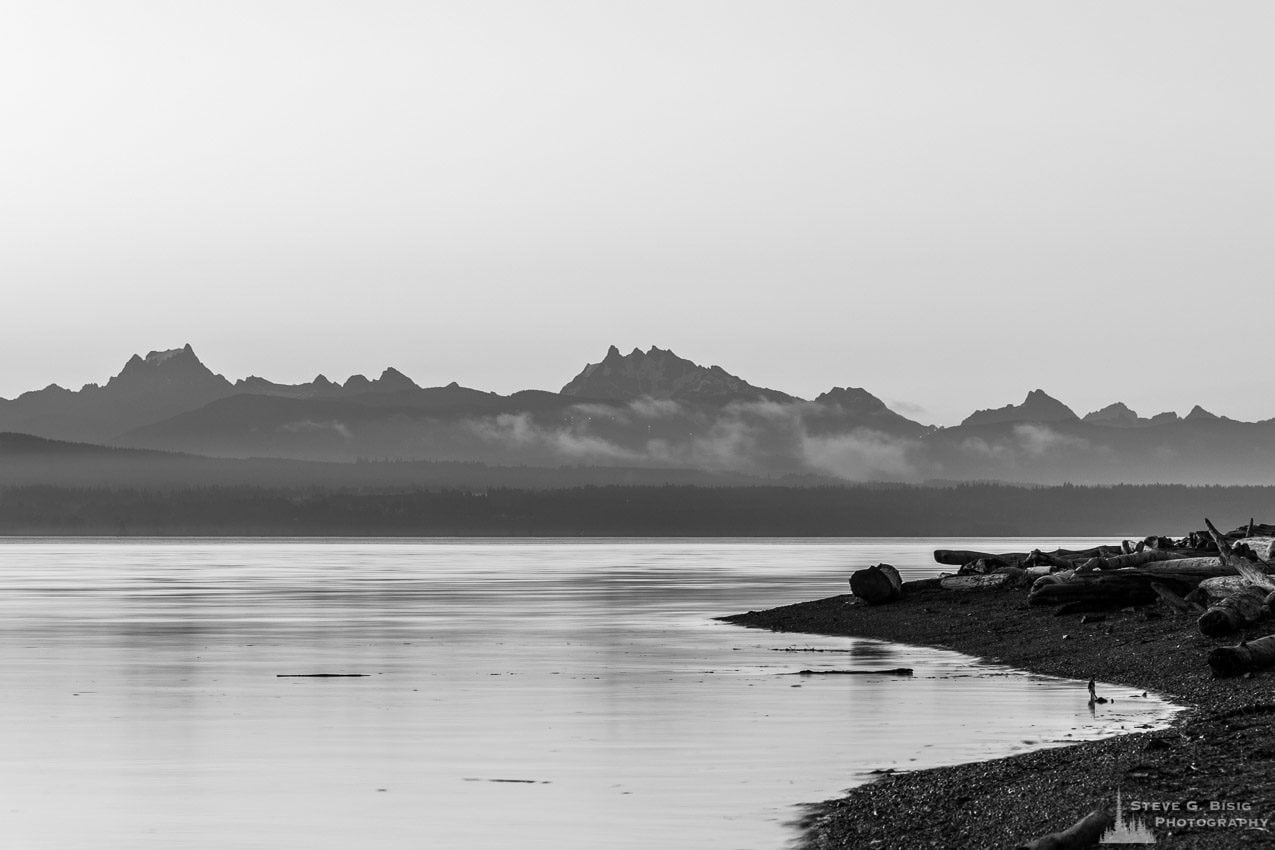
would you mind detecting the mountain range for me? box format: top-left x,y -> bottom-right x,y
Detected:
3,344 -> 1273,485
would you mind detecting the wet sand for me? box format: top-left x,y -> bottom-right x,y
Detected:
724,584 -> 1275,849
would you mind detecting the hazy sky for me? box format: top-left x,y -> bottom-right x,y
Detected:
3,1 -> 1272,424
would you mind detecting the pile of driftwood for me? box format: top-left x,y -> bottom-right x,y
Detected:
848,518 -> 1275,679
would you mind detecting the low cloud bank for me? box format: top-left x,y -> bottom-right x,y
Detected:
463,399 -> 928,481
959,424 -> 1092,462
273,402 -> 1103,482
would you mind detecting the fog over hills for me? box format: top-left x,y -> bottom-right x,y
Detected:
3,344 -> 1275,484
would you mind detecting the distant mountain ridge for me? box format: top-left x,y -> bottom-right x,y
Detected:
234,367 -> 420,399
3,343 -> 1275,484
0,345 -> 236,442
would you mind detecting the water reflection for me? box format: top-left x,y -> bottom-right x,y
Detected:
0,539 -> 1176,850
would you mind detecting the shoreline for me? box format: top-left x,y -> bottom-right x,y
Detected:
723,585 -> 1275,849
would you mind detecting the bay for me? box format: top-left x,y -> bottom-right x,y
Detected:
0,538 -> 1177,849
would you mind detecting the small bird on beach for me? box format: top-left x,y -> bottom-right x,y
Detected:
1087,677 -> 1097,702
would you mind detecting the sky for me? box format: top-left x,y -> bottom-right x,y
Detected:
2,1 -> 1272,425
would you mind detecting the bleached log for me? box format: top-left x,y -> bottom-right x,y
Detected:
1058,546 -> 1120,557
1234,537 -> 1275,562
1024,549 -> 1077,570
1093,549 -> 1191,570
1196,576 -> 1253,605
1205,518 -> 1275,591
958,557 -> 1009,575
941,573 -> 1014,592
1114,559 -> 1261,581
1031,570 -> 1075,593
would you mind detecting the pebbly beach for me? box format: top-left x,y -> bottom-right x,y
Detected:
724,525 -> 1275,849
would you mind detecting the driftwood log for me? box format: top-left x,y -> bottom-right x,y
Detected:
1238,521 -> 1275,537
1114,558 -> 1260,580
1204,518 -> 1275,589
934,549 -> 1024,567
1195,575 -> 1254,605
941,573 -> 1015,592
790,668 -> 913,676
1234,536 -> 1275,561
1028,576 -> 1161,611
1024,549 -> 1076,571
933,546 -> 1114,568
1031,570 -> 1075,593
1058,546 -> 1121,558
1076,557 -> 1103,573
1208,634 -> 1275,678
958,557 -> 1010,575
1151,581 -> 1203,614
1198,586 -> 1271,637
1092,549 -> 1191,570
1029,559 -> 1234,609
1016,809 -> 1114,850
849,564 -> 903,605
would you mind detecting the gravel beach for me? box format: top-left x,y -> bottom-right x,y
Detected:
723,584 -> 1275,848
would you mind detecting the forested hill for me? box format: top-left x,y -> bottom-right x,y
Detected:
2,483 -> 1271,538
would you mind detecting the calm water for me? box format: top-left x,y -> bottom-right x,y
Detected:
0,539 -> 1177,849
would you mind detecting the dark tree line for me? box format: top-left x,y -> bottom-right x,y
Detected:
1,483 -> 1273,537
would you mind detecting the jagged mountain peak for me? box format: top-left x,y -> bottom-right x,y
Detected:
0,343 -> 236,442
961,389 -> 1079,427
561,345 -> 795,404
1185,404 -> 1222,422
109,344 -> 228,391
815,386 -> 891,414
145,343 -> 195,363
339,368 -> 420,394
1086,401 -> 1137,417
120,343 -> 201,370
376,367 -> 418,390
812,386 -> 929,436
1083,401 -> 1140,424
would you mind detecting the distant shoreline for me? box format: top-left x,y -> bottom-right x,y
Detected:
3,482 -> 1275,537
724,587 -> 1273,849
